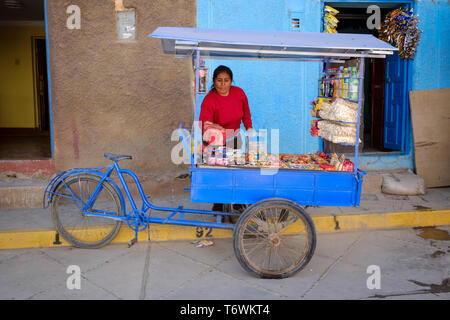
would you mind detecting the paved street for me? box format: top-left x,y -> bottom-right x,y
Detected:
1,226 -> 449,301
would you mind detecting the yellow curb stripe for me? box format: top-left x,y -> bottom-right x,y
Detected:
0,209 -> 449,250
332,209 -> 450,231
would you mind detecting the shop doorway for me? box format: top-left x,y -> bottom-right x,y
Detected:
0,0 -> 51,160
323,2 -> 409,154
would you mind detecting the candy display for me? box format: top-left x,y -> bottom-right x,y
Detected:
201,147 -> 354,172
203,146 -> 246,166
311,98 -> 358,123
323,6 -> 339,33
310,119 -> 360,144
378,8 -> 422,59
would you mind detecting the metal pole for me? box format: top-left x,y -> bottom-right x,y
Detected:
193,48 -> 201,165
354,58 -> 365,175
323,59 -> 330,153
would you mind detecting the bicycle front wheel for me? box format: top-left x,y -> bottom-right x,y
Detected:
51,173 -> 122,249
233,198 -> 316,279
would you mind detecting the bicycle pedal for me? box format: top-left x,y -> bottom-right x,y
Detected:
127,238 -> 138,248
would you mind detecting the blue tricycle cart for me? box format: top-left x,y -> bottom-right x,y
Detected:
44,28 -> 396,278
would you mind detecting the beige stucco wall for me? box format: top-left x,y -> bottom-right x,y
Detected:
46,0 -> 195,188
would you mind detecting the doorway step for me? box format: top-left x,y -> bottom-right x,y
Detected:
0,159 -> 55,209
0,175 -> 47,209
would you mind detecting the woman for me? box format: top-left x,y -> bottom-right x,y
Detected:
199,65 -> 253,149
199,65 -> 253,214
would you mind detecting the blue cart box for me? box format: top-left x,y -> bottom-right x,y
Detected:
191,166 -> 365,207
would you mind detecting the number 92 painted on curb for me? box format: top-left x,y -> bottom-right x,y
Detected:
196,226 -> 213,238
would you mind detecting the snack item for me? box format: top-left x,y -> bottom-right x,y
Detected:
234,149 -> 246,165
204,149 -> 353,172
311,98 -> 358,123
319,163 -> 336,171
247,152 -> 258,166
324,6 -> 339,33
378,7 -> 422,59
311,120 -> 360,144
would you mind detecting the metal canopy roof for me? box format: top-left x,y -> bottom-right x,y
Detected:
150,27 -> 397,60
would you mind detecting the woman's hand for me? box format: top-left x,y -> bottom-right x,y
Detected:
204,121 -> 224,131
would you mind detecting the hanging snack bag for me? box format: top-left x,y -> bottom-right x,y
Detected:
324,6 -> 339,33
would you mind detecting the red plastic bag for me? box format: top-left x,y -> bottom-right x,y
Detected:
342,159 -> 354,171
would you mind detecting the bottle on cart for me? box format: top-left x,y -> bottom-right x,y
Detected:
335,67 -> 341,98
330,68 -> 336,98
320,72 -> 326,97
335,68 -> 340,98
324,69 -> 330,97
334,68 -> 340,98
349,67 -> 359,101
338,66 -> 344,98
343,68 -> 349,99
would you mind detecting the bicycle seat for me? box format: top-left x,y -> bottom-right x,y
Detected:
104,153 -> 132,162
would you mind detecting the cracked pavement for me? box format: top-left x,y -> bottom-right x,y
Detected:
1,225 -> 449,300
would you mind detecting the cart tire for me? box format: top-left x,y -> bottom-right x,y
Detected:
51,173 -> 122,249
233,198 -> 316,279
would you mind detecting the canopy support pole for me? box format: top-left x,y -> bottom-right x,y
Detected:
193,48 -> 201,166
354,57 -> 365,175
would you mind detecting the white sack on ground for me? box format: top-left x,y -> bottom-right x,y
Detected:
382,171 -> 426,195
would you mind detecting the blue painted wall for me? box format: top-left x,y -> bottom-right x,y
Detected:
413,0 -> 450,90
196,0 -> 449,171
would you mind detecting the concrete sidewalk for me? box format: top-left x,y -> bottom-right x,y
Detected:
0,187 -> 449,250
0,226 -> 449,300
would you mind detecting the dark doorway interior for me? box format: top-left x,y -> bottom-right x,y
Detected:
0,136 -> 51,160
34,38 -> 50,133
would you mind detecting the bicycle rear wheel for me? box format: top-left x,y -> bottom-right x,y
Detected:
51,173 -> 122,248
233,198 -> 316,279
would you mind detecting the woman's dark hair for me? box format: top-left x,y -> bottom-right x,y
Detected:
211,65 -> 233,90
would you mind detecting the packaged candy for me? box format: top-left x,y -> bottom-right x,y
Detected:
207,150 -> 354,172
378,7 -> 421,59
324,6 -> 339,33
319,163 -> 336,171
247,152 -> 258,166
324,5 -> 339,15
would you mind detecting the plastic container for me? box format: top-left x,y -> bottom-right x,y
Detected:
343,68 -> 349,99
349,67 -> 359,101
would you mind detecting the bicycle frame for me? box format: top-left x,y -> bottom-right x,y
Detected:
46,161 -> 237,237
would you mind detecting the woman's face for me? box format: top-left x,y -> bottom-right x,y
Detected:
214,71 -> 232,96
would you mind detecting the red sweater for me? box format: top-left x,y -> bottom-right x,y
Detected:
199,86 -> 253,133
